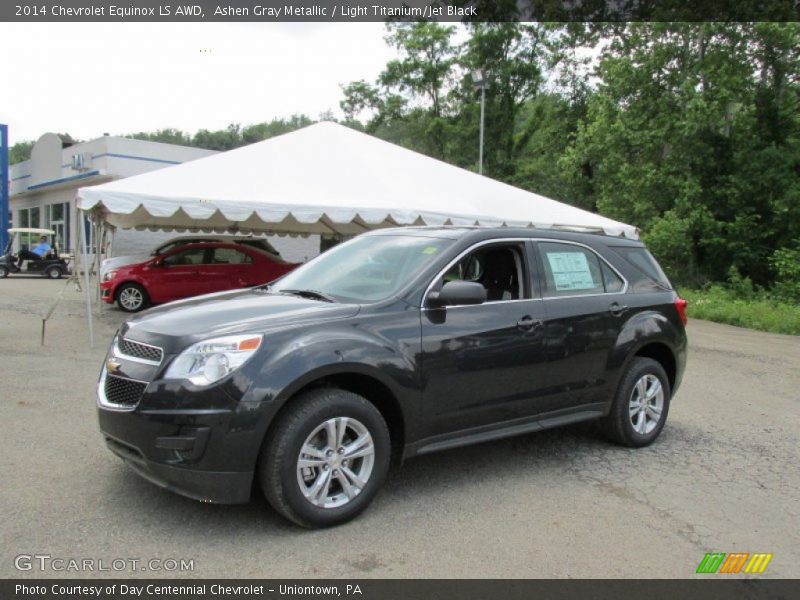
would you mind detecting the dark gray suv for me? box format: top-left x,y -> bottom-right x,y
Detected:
97,227 -> 688,528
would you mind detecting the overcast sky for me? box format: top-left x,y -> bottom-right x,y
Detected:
0,23 -> 401,146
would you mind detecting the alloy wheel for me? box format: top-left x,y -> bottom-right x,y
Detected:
119,287 -> 144,310
296,417 -> 375,509
628,374 -> 664,435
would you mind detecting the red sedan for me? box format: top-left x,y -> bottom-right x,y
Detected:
101,242 -> 299,312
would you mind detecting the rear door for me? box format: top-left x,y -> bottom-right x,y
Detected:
534,241 -> 629,413
204,246 -> 254,292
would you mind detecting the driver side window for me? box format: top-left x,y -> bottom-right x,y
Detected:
441,243 -> 527,302
162,247 -> 207,267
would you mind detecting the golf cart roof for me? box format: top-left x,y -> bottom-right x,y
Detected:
8,228 -> 55,235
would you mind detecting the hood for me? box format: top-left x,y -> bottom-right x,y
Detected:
101,254 -> 150,275
121,288 -> 360,351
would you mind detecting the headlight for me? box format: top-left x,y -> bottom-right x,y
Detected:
164,334 -> 262,386
103,270 -> 117,281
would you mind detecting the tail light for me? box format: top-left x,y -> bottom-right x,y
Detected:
675,297 -> 688,326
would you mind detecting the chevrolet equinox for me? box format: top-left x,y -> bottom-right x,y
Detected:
97,227 -> 688,528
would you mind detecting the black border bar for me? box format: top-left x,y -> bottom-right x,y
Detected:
2,1 -> 799,23
2,580 -> 799,600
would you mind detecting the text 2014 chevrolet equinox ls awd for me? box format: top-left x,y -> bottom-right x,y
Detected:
97,227 -> 687,528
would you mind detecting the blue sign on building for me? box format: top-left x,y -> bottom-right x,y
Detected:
0,124 -> 8,252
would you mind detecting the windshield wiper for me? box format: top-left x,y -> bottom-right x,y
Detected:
278,289 -> 337,303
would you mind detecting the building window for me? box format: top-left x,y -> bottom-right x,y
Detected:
17,207 -> 41,251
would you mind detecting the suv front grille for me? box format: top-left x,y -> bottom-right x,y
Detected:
117,338 -> 163,363
104,375 -> 147,407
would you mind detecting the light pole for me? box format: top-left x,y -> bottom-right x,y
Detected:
471,69 -> 488,175
0,124 -> 8,252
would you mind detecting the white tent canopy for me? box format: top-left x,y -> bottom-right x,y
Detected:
76,121 -> 637,238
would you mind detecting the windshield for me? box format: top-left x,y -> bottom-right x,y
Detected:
153,240 -> 189,256
271,234 -> 454,303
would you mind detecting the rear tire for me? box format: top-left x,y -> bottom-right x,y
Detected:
45,266 -> 62,279
601,357 -> 671,447
116,283 -> 148,312
258,387 -> 391,528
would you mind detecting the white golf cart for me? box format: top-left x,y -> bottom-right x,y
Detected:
0,228 -> 72,279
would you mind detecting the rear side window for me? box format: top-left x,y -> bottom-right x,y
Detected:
611,247 -> 672,289
539,243 -> 605,297
213,247 -> 252,264
601,261 -> 625,293
162,247 -> 208,266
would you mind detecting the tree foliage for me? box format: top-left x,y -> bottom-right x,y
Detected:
342,22 -> 458,159
341,22 -> 800,292
565,23 -> 800,287
127,116 -> 315,151
9,141 -> 34,164
9,118 -> 316,165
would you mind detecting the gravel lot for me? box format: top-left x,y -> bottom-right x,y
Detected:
1,277 -> 798,578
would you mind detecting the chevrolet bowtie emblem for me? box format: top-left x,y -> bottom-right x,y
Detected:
106,358 -> 121,373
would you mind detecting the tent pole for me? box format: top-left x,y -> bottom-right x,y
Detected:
95,220 -> 101,304
96,222 -> 105,314
97,225 -> 103,315
80,209 -> 94,347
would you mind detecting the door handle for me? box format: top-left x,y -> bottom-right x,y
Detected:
609,302 -> 629,317
517,316 -> 543,331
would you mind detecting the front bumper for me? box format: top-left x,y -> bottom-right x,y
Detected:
100,281 -> 114,303
102,431 -> 253,504
97,362 -> 263,505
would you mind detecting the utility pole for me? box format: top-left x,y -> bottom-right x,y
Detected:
471,69 -> 488,175
0,124 -> 8,252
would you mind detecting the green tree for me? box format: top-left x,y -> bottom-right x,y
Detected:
240,115 -> 315,144
192,123 -> 243,151
456,23 -> 548,178
563,23 -> 800,287
9,141 -> 34,164
509,93 -> 588,206
127,128 -> 192,146
341,22 -> 457,159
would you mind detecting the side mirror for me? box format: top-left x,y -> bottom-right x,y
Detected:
427,281 -> 487,308
152,258 -> 164,267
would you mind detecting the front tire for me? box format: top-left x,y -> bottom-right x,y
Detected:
116,283 -> 148,312
601,357 -> 671,447
258,387 -> 391,528
0,265 -> 8,278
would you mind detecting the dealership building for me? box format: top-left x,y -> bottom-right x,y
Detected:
8,133 -> 318,262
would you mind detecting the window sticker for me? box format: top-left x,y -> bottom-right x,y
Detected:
421,246 -> 439,255
546,251 -> 597,291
